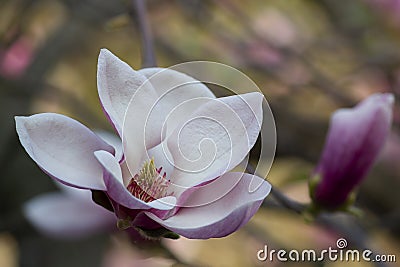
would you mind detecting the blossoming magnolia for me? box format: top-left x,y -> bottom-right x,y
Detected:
311,93 -> 394,209
16,49 -> 271,239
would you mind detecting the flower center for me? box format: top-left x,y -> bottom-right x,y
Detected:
127,159 -> 172,202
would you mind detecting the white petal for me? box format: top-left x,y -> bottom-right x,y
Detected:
139,67 -> 216,137
15,113 -> 114,190
167,92 -> 264,188
121,83 -> 166,174
97,49 -> 158,137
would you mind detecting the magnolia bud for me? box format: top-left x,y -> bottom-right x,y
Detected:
310,93 -> 394,209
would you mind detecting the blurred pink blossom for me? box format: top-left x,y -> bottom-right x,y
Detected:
0,37 -> 33,78
367,0 -> 400,26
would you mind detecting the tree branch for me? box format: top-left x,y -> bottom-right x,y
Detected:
131,0 -> 157,67
245,163 -> 306,213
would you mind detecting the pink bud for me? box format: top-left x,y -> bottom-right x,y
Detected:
312,93 -> 394,208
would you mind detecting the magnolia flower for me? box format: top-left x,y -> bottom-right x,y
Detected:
16,49 -> 271,239
311,93 -> 394,209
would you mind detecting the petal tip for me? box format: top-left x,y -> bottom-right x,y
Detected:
15,115 -> 32,145
98,49 -> 117,69
94,150 -> 115,164
14,115 -> 26,121
246,91 -> 264,100
99,48 -> 112,58
241,91 -> 264,107
15,115 -> 26,128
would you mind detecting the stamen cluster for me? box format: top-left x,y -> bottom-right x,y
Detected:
127,159 -> 171,202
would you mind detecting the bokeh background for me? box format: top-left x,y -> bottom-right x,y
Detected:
0,0 -> 400,266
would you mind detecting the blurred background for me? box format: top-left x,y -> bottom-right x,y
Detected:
1,0 -> 400,266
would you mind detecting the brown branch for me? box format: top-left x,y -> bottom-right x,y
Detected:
131,0 -> 156,68
245,163 -> 306,214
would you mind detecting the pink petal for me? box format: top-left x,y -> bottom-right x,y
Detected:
167,92 -> 264,188
145,172 -> 271,239
23,192 -> 115,239
15,113 -> 114,190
